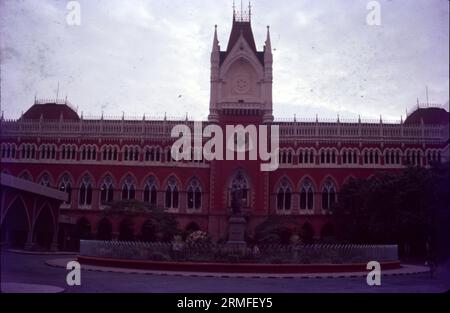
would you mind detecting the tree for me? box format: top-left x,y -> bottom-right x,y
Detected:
333,164 -> 449,260
104,200 -> 181,242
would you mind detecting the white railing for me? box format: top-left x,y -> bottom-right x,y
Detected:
0,120 -> 447,142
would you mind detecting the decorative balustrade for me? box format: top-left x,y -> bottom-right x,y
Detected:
0,114 -> 447,143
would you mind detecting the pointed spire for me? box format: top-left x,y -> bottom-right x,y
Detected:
212,24 -> 219,52
265,25 -> 271,51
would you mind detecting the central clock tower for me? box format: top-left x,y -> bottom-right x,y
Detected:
206,6 -> 273,241
208,7 -> 273,123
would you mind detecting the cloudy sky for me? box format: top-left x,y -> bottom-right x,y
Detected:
1,0 -> 448,121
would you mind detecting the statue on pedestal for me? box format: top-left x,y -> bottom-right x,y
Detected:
230,188 -> 243,215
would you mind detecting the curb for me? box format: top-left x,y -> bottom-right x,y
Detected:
45,258 -> 430,279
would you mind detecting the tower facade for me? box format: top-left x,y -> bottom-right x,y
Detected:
209,6 -> 273,123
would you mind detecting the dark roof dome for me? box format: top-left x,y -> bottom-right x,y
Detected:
21,100 -> 80,120
404,107 -> 449,125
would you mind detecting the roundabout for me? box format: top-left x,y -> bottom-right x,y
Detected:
45,239 -> 424,278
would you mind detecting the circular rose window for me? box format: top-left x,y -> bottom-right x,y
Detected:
233,75 -> 250,94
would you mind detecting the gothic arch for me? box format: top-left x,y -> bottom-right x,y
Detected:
319,175 -> 339,191
140,173 -> 161,190
220,52 -> 264,81
273,175 -> 294,193
296,175 -> 318,192
18,170 -> 33,182
162,174 -> 182,190
99,171 -> 118,187
36,171 -> 55,187
185,176 -> 204,191
1,195 -> 31,229
56,171 -> 75,186
34,200 -> 56,228
76,171 -> 96,188
1,196 -> 30,247
33,202 -> 55,249
226,168 -> 252,208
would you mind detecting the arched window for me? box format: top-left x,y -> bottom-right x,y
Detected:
79,175 -> 93,206
187,179 -> 202,210
143,177 -> 157,207
300,178 -> 314,210
121,175 -> 135,200
1,143 -> 16,159
276,179 -> 292,210
100,175 -> 114,205
229,171 -> 249,208
39,173 -> 51,187
342,150 -> 347,164
298,150 -> 304,164
80,145 -> 96,161
165,177 -> 179,209
321,179 -> 336,210
59,174 -> 72,204
19,171 -> 31,181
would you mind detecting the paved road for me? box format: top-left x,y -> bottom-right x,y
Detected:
1,251 -> 449,293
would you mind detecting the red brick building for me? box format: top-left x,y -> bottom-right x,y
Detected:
1,11 -> 448,250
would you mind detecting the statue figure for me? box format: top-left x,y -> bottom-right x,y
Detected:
231,188 -> 243,215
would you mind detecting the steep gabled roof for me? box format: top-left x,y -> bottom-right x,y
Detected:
220,20 -> 263,65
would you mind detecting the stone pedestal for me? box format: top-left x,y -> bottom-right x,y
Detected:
226,215 -> 247,250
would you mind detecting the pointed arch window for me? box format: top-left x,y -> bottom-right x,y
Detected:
39,173 -> 51,187
121,175 -> 135,200
143,177 -> 158,207
19,172 -> 31,181
165,177 -> 179,209
321,179 -> 336,210
79,175 -> 93,206
187,179 -> 202,210
100,175 -> 114,205
300,179 -> 314,210
276,179 -> 292,211
229,171 -> 249,208
59,174 -> 72,204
